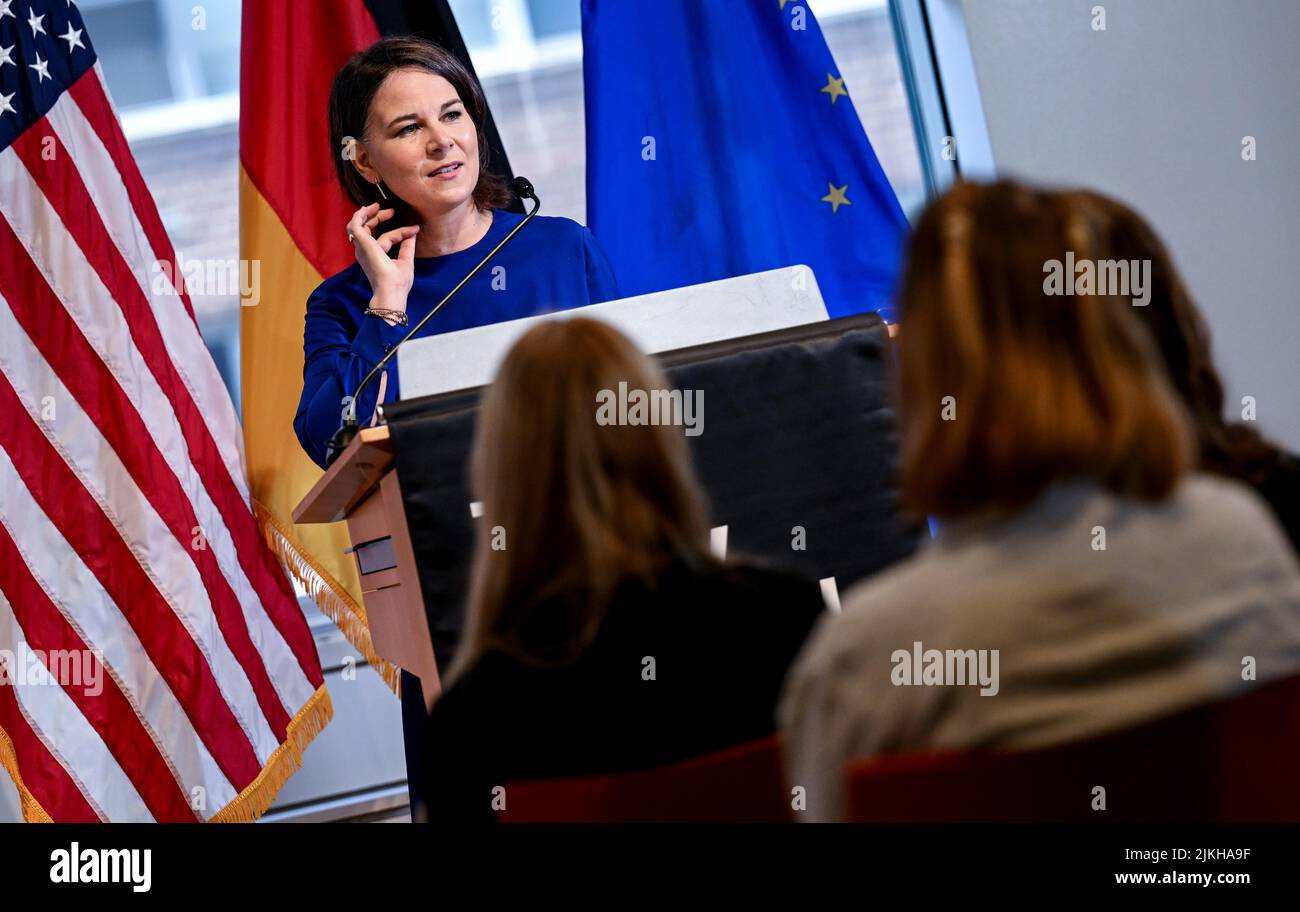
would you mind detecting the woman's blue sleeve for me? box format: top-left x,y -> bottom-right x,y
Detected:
581,227 -> 622,304
293,284 -> 408,469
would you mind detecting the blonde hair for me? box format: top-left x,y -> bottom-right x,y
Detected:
449,317 -> 713,681
896,180 -> 1194,518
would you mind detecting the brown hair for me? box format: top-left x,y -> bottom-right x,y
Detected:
327,36 -> 513,217
450,318 -> 714,681
895,180 -> 1194,518
1066,189 -> 1286,486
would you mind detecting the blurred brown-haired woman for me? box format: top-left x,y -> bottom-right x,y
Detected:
894,182 -> 1194,517
1066,189 -> 1300,555
419,317 -> 823,822
780,180 -> 1300,821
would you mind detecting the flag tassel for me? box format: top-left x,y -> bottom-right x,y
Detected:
253,499 -> 401,695
0,723 -> 55,823
210,682 -> 334,823
2,684 -> 336,823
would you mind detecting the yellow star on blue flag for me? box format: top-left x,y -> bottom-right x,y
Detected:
820,73 -> 848,104
821,183 -> 851,214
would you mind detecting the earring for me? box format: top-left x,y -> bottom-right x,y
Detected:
375,180 -> 387,200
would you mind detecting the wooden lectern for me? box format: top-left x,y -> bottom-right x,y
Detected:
292,425 -> 441,712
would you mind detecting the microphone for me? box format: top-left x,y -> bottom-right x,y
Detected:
324,176 -> 541,466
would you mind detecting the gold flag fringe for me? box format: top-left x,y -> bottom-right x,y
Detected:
0,722 -> 54,823
210,682 -> 333,822
253,499 -> 401,695
2,684 -> 333,823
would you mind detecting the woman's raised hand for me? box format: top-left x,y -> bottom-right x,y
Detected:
348,203 -> 420,312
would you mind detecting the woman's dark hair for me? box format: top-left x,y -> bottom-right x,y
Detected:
1066,190 -> 1287,487
327,36 -> 513,218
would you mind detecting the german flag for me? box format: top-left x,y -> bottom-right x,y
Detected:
238,0 -> 515,691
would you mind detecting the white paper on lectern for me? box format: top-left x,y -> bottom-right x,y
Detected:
396,265 -> 829,400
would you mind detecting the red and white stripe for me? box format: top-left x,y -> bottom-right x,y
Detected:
0,66 -> 324,821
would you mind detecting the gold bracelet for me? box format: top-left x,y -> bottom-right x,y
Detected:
365,307 -> 408,326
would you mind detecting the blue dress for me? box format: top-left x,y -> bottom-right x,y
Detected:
294,208 -> 621,468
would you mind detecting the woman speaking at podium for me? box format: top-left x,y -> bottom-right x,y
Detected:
291,37 -> 620,811
293,37 -> 620,469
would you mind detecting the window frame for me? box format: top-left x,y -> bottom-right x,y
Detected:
888,0 -> 995,194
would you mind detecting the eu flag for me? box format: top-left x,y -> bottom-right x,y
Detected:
582,0 -> 908,322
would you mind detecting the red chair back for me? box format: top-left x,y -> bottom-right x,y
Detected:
847,674 -> 1300,822
498,735 -> 791,823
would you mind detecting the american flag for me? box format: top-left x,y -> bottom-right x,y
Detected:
0,0 -> 329,822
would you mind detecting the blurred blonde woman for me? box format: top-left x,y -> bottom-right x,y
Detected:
420,317 -> 822,821
779,181 -> 1300,821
